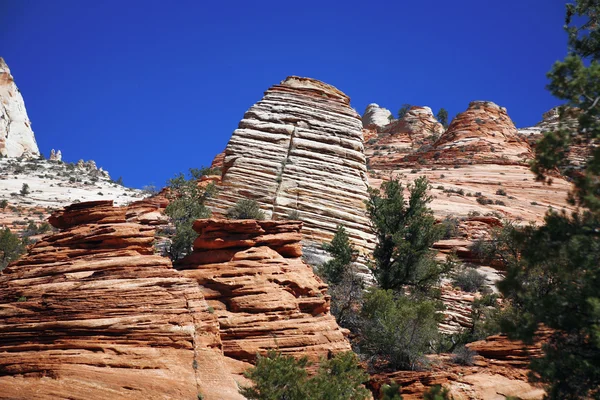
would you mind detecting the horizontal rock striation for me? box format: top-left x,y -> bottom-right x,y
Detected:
177,218 -> 351,362
428,101 -> 532,166
0,57 -> 39,158
0,200 -> 243,400
206,76 -> 376,267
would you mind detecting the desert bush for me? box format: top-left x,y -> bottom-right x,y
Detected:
286,209 -> 301,220
359,288 -> 442,370
226,198 -> 265,220
495,188 -> 507,196
239,350 -> 369,400
423,385 -> 453,400
452,267 -> 487,293
20,183 -> 30,196
452,345 -> 476,366
439,216 -> 460,239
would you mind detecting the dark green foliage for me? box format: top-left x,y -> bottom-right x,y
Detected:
359,289 -> 442,370
320,225 -> 356,285
439,216 -> 460,239
451,267 -> 487,293
240,350 -> 369,400
0,199 -> 7,209
286,210 -> 301,220
436,108 -> 449,129
329,265 -> 364,331
164,168 -> 214,261
0,228 -> 27,270
225,198 -> 265,220
20,183 -> 29,196
496,210 -> 600,399
423,385 -> 453,400
380,383 -> 402,400
115,176 -> 124,185
397,104 -> 412,119
366,176 -> 449,293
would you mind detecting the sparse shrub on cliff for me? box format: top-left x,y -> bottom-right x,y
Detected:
436,108 -> 449,129
0,199 -> 7,209
226,198 -> 265,220
451,345 -> 476,366
20,183 -> 29,196
495,188 -> 507,196
397,104 -> 411,119
286,209 -> 301,220
439,216 -> 460,239
452,267 -> 487,293
0,228 -> 27,270
240,350 -> 369,400
164,168 -> 214,261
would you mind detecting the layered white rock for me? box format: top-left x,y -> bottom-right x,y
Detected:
0,58 -> 39,158
207,76 -> 376,269
362,103 -> 393,129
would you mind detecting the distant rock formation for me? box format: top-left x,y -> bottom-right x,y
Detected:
49,148 -> 62,161
428,101 -> 532,165
206,76 -> 376,268
362,103 -> 393,129
177,218 -> 351,361
366,106 -> 445,170
518,106 -> 589,169
0,57 -> 39,158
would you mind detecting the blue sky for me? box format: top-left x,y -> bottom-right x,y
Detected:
1,0 -> 568,188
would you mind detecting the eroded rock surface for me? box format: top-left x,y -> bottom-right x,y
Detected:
362,103 -> 393,129
0,200 -> 243,400
177,218 -> 351,362
207,76 -> 376,267
0,57 -> 39,158
370,334 -> 547,399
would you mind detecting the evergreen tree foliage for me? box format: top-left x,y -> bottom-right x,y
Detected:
240,350 -> 369,400
320,225 -> 357,285
423,385 -> 453,400
380,383 -> 403,400
0,228 -> 27,270
366,176 -> 449,293
494,2 -> 600,398
436,108 -> 449,129
20,183 -> 29,196
225,198 -> 265,220
397,104 -> 412,119
164,168 -> 214,261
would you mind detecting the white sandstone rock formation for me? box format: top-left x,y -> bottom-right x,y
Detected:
207,76 -> 376,271
362,103 -> 393,129
0,57 -> 39,158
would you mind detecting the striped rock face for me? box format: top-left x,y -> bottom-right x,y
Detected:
0,57 -> 39,158
207,76 -> 376,268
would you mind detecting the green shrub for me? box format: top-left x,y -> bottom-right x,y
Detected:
226,198 -> 265,220
452,267 -> 487,293
286,210 -> 301,220
439,216 -> 460,239
239,351 -> 369,400
20,183 -> 30,196
423,385 -> 453,400
359,289 -> 442,370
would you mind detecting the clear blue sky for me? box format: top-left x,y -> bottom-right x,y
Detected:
1,0 -> 568,188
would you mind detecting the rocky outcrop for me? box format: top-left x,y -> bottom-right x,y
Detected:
362,103 -> 393,129
177,218 -> 351,362
0,200 -> 245,399
366,106 -> 445,170
0,201 -> 352,399
369,334 -> 548,399
518,106 -> 590,170
0,57 -> 39,158
428,101 -> 532,166
206,76 -> 376,268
